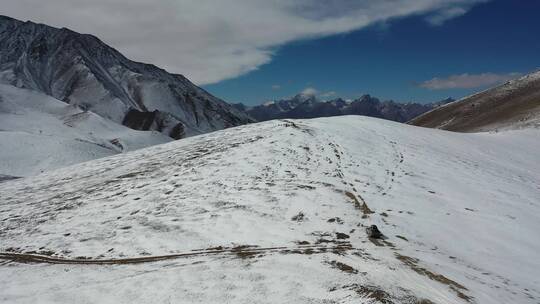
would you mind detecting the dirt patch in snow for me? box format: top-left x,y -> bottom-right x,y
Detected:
331,284 -> 436,304
0,242 -> 357,265
291,212 -> 306,222
395,235 -> 409,242
368,238 -> 396,249
344,191 -> 374,217
326,260 -> 358,274
231,245 -> 261,259
395,253 -> 472,302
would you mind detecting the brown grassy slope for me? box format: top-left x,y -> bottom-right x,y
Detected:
409,72 -> 540,132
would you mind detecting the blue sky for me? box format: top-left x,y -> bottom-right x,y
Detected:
205,0 -> 540,105
6,0 -> 540,105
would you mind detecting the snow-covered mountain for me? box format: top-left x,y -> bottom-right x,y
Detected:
0,84 -> 170,177
234,93 -> 313,121
235,93 -> 452,122
409,71 -> 540,132
0,15 -> 252,139
1,116 -> 538,303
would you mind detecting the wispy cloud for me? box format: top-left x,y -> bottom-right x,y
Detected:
320,91 -> 337,98
301,87 -> 319,96
3,0 -> 488,84
419,72 -> 521,90
426,6 -> 468,25
271,84 -> 282,90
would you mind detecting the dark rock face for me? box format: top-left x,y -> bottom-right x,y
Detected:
122,109 -> 186,140
122,110 -> 160,131
366,225 -> 383,239
239,93 -> 452,123
0,174 -> 20,183
0,15 -> 253,139
169,123 -> 185,140
335,232 -> 350,239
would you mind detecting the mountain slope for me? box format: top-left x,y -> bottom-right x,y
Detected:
0,15 -> 252,139
237,93 -> 451,122
1,116 -> 538,303
0,83 -> 171,177
409,71 -> 540,132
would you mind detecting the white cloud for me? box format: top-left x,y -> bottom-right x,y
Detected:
271,84 -> 282,90
419,72 -> 521,90
320,91 -> 338,98
3,0 -> 488,84
426,6 -> 468,25
301,87 -> 319,96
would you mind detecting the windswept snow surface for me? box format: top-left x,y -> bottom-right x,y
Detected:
0,84 -> 171,176
1,116 -> 539,303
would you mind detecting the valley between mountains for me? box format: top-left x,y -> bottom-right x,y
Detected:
1,116 -> 538,304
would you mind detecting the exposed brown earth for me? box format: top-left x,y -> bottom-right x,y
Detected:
330,284 -> 436,304
0,243 -> 355,265
395,253 -> 473,302
409,72 -> 540,132
344,191 -> 374,217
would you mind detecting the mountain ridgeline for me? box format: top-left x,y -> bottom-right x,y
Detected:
0,15 -> 252,139
235,93 -> 453,123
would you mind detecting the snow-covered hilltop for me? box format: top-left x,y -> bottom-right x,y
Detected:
410,71 -> 540,132
0,15 -> 252,139
1,116 -> 538,303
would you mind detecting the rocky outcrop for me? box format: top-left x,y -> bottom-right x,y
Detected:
122,109 -> 185,140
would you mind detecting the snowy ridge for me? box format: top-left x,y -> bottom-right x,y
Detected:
1,116 -> 539,303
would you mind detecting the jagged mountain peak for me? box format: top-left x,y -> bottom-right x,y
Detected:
243,92 -> 449,122
328,98 -> 348,108
290,92 -> 318,104
353,94 -> 380,104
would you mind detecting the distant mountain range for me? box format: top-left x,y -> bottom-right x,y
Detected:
234,93 -> 453,123
0,15 -> 252,140
410,70 -> 540,132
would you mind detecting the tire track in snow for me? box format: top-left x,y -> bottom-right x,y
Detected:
0,243 -> 354,265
